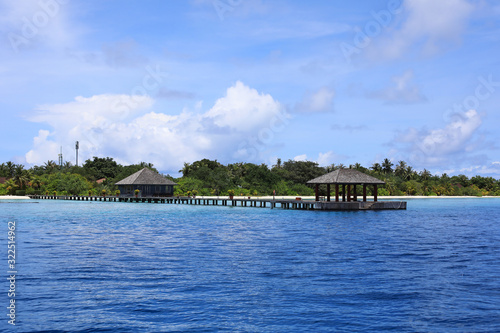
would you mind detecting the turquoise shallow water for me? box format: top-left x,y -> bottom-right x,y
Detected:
0,198 -> 499,332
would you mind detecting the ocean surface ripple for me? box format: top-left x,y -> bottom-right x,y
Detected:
0,198 -> 499,332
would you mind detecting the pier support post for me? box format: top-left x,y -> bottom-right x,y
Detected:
342,185 -> 346,202
335,184 -> 339,202
353,185 -> 357,201
374,184 -> 378,202
327,184 -> 330,202
347,185 -> 351,202
315,184 -> 319,201
363,184 -> 367,202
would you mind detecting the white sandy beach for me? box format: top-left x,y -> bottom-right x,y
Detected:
192,195 -> 498,200
0,195 -> 31,200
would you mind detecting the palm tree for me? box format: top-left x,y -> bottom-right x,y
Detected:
13,169 -> 31,189
179,162 -> 191,177
5,161 -> 16,178
29,175 -> 42,190
44,160 -> 58,174
14,163 -> 24,175
326,163 -> 337,172
382,158 -> 393,174
273,158 -> 282,169
4,179 -> 17,194
420,169 -> 431,181
352,162 -> 363,170
63,161 -> 72,170
371,163 -> 382,173
140,162 -> 154,169
404,166 -> 415,181
0,163 -> 9,177
395,160 -> 407,178
384,179 -> 395,195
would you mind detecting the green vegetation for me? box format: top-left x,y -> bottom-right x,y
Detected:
1,157 -> 499,197
0,158 -> 162,196
173,158 -> 500,197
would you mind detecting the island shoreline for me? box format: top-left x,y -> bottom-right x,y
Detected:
2,195 -> 498,201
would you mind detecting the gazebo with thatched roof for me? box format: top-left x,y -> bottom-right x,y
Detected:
307,169 -> 385,202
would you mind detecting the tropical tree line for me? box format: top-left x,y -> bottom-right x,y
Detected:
1,157 -> 499,197
0,158 -> 160,196
175,158 -> 500,197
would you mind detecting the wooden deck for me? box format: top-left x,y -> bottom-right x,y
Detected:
29,195 -> 406,211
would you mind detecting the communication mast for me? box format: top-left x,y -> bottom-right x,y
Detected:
58,146 -> 63,169
75,141 -> 79,167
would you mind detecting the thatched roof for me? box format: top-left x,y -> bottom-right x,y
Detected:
115,168 -> 177,186
307,169 -> 385,185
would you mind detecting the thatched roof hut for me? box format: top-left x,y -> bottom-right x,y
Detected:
115,168 -> 177,197
307,169 -> 385,202
307,169 -> 385,185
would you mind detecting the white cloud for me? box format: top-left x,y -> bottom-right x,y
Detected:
25,130 -> 60,165
395,109 -> 482,166
32,94 -> 154,127
205,81 -> 283,131
294,87 -> 335,113
317,151 -> 349,167
293,154 -> 307,162
418,109 -> 481,156
292,151 -> 345,166
367,70 -> 426,104
372,0 -> 474,59
453,162 -> 500,177
317,151 -> 337,166
25,82 -> 287,172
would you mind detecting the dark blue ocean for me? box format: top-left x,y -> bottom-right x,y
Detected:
1,198 -> 499,332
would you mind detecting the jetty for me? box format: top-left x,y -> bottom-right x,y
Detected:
29,168 -> 406,211
29,194 -> 406,210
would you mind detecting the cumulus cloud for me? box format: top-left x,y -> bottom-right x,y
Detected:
25,81 -> 288,172
394,109 -> 482,167
443,162 -> 500,178
294,87 -> 335,113
317,151 -> 346,166
293,154 -> 308,162
367,70 -> 426,104
292,151 -> 346,166
371,0 -> 474,59
205,81 -> 283,131
25,130 -> 60,165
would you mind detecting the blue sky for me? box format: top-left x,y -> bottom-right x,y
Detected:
1,0 -> 500,177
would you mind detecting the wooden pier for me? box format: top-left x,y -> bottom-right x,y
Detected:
29,195 -> 406,211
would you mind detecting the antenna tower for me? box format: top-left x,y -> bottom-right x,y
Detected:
75,141 -> 79,167
58,146 -> 63,169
